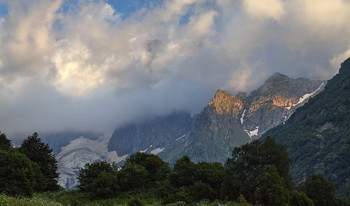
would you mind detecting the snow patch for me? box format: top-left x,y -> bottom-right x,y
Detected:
245,126 -> 259,138
175,134 -> 186,141
140,148 -> 148,153
240,109 -> 246,124
283,115 -> 288,123
295,83 -> 325,106
150,148 -> 165,155
57,132 -> 129,189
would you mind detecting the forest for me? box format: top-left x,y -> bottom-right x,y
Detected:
0,132 -> 348,206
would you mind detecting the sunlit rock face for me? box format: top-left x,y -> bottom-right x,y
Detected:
160,73 -> 325,163
208,89 -> 244,117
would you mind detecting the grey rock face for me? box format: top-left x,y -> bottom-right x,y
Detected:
160,73 -> 326,163
107,112 -> 194,156
160,90 -> 251,163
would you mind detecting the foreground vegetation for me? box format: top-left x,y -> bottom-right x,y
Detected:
0,132 -> 349,205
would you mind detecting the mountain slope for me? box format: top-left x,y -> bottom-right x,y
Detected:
108,112 -> 194,156
160,90 -> 251,163
160,74 -> 325,163
264,58 -> 350,199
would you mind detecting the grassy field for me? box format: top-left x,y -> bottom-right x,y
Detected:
0,194 -> 63,206
0,191 -> 248,206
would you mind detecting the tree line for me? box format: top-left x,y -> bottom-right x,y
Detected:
0,132 -> 348,205
77,137 -> 348,205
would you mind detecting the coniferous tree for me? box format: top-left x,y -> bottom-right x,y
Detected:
19,132 -> 59,191
0,132 -> 11,150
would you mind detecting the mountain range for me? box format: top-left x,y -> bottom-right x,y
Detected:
52,72 -> 325,189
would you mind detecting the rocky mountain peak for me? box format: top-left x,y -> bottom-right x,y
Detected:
208,89 -> 244,117
265,72 -> 290,83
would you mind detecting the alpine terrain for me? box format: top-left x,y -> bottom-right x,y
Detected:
56,73 -> 325,189
264,58 -> 350,199
160,73 -> 325,163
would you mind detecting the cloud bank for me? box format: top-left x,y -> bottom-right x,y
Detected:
0,0 -> 350,135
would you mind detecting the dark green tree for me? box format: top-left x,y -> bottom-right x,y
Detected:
195,162 -> 225,190
224,137 -> 292,201
289,190 -> 314,206
118,163 -> 149,191
90,171 -> 120,199
0,150 -> 36,197
170,156 -> 197,188
19,132 -> 59,191
298,174 -> 339,206
0,132 -> 11,150
254,165 -> 289,206
124,152 -> 170,182
78,161 -> 118,194
190,182 -> 215,202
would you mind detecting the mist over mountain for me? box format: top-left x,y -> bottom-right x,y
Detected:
56,72 -> 324,189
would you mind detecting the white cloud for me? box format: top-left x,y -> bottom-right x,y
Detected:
0,0 -> 350,135
51,38 -> 110,96
243,0 -> 285,21
185,10 -> 217,38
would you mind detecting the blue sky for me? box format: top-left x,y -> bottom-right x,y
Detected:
106,0 -> 162,16
0,3 -> 7,17
0,0 -> 163,18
